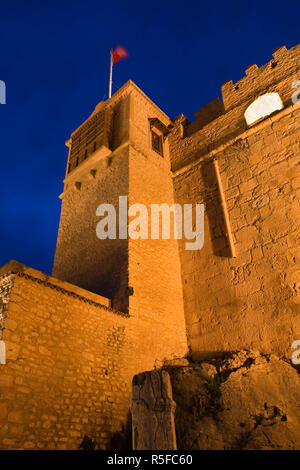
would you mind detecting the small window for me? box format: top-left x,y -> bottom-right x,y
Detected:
244,92 -> 283,126
151,131 -> 163,156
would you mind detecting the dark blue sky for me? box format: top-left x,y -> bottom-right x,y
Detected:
0,0 -> 298,274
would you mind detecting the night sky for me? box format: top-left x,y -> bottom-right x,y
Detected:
0,0 -> 298,274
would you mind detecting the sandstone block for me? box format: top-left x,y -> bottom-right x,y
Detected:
131,370 -> 177,450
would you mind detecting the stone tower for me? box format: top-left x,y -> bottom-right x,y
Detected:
52,81 -> 186,325
169,45 -> 300,360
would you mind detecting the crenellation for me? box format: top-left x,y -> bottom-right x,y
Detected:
221,43 -> 300,111
245,64 -> 258,76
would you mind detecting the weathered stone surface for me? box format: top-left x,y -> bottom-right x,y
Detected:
131,370 -> 177,450
172,91 -> 300,360
169,352 -> 300,450
0,276 -> 14,339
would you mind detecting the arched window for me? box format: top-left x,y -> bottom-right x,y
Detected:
244,92 -> 283,126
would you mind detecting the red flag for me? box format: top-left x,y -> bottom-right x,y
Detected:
112,46 -> 129,64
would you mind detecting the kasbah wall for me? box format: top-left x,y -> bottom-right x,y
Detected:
171,44 -> 300,360
0,43 -> 299,449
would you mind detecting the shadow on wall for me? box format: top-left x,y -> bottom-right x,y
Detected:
78,412 -> 132,450
110,411 -> 132,450
200,161 -> 231,258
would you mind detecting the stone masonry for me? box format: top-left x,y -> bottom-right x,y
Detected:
170,44 -> 300,360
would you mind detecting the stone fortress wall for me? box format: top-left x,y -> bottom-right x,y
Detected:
0,261 -> 187,449
170,44 -> 300,359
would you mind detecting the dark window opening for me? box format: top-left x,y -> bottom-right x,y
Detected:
151,131 -> 163,156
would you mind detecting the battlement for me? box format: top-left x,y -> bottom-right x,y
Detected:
221,44 -> 300,111
171,43 -> 300,173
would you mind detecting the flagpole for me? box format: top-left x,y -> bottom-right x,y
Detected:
109,50 -> 113,99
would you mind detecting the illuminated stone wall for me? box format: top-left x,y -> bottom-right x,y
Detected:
169,44 -> 300,359
0,263 -> 187,450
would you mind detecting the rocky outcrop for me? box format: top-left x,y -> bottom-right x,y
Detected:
165,351 -> 300,450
